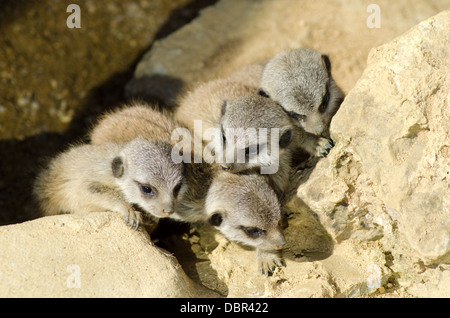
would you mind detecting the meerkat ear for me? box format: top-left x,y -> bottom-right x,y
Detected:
221,100 -> 228,117
258,89 -> 270,98
321,54 -> 331,76
208,212 -> 223,227
111,156 -> 124,178
279,128 -> 293,149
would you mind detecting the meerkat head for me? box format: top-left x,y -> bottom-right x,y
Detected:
112,136 -> 187,218
259,48 -> 344,137
216,95 -> 296,175
205,172 -> 286,251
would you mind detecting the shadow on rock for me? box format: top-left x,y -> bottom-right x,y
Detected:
151,219 -> 228,297
125,74 -> 186,111
283,192 -> 334,262
0,132 -> 68,225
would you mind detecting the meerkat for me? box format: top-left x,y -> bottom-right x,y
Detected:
258,48 -> 345,139
170,165 -> 287,275
33,136 -> 186,229
205,171 -> 286,276
216,95 -> 334,197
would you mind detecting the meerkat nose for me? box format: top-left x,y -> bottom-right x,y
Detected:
162,205 -> 174,216
275,235 -> 286,250
220,164 -> 231,171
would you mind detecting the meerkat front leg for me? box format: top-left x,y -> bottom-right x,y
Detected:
298,130 -> 334,158
87,182 -> 142,230
256,248 -> 285,276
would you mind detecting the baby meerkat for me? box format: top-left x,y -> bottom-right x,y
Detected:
33,137 -> 185,229
205,171 -> 286,276
216,95 -> 333,196
258,48 -> 345,138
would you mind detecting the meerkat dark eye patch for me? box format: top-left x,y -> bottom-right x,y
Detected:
221,100 -> 228,117
319,88 -> 330,113
240,226 -> 266,238
221,129 -> 226,144
244,145 -> 259,157
258,89 -> 270,98
279,129 -> 293,148
111,157 -> 124,178
321,54 -> 331,75
285,110 -> 307,122
208,212 -> 223,227
173,182 -> 183,197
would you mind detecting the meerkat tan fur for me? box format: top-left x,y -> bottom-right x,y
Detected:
33,137 -> 186,229
225,63 -> 265,88
90,103 -> 178,145
174,78 -> 257,142
259,48 -> 344,138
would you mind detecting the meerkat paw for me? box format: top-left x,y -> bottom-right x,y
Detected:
257,249 -> 285,276
316,137 -> 334,158
123,208 -> 143,230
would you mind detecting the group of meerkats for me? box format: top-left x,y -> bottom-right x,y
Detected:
34,48 -> 344,275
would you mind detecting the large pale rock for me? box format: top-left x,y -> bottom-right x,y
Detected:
298,10 -> 450,263
126,0 -> 448,104
296,11 -> 449,297
0,213 -> 217,297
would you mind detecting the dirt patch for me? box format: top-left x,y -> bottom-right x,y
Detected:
0,0 -> 217,225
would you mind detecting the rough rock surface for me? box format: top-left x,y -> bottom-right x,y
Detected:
0,212 -> 217,297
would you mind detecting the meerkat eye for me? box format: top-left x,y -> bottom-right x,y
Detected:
286,111 -> 306,122
137,182 -> 155,196
173,182 -> 183,197
240,226 -> 266,238
319,88 -> 330,113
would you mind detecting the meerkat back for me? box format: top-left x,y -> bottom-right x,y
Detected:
33,142 -> 122,217
174,78 -> 257,136
225,63 -> 265,88
89,103 -> 178,145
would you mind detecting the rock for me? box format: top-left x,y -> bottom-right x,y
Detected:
126,0 -> 449,105
297,11 -> 449,297
0,212 -> 218,297
298,10 -> 450,264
